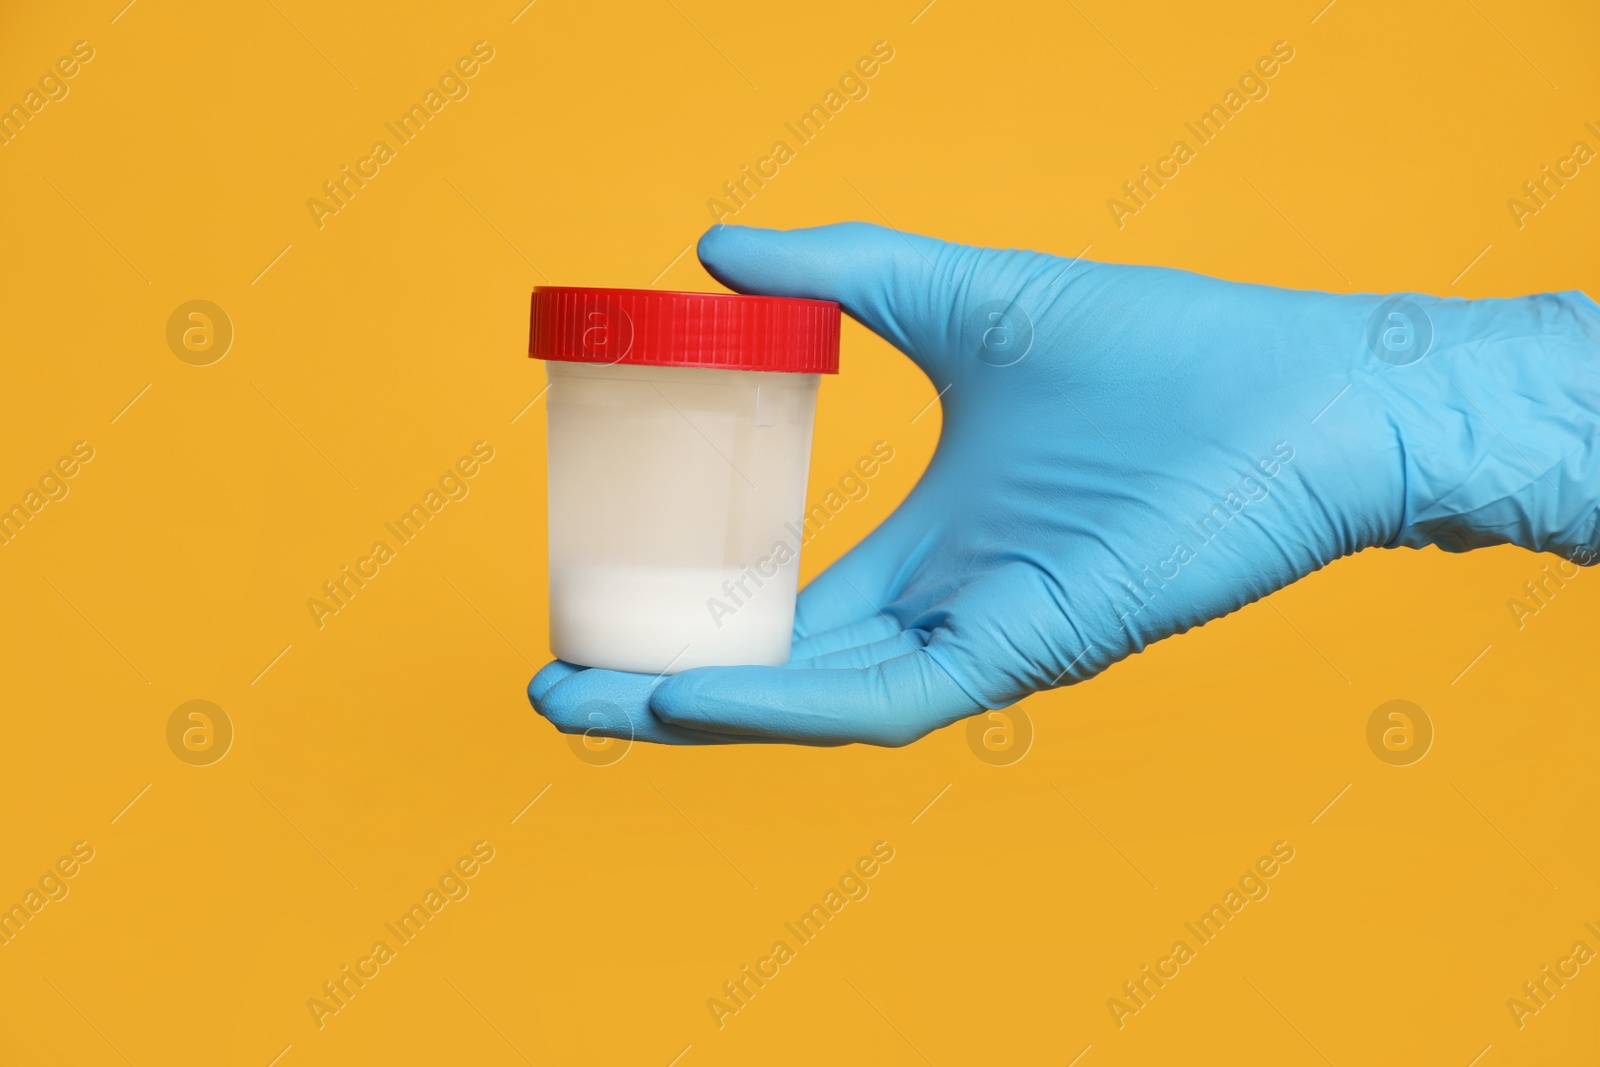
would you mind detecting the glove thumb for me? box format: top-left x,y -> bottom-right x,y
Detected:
697,221 -> 983,381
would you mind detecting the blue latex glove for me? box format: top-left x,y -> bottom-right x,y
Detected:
530,222 -> 1600,746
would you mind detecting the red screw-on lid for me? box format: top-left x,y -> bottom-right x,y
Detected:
529,286 -> 840,374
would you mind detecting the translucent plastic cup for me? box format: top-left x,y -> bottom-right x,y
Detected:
529,287 -> 840,674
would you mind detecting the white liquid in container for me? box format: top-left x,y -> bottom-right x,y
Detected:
544,360 -> 820,674
549,563 -> 799,673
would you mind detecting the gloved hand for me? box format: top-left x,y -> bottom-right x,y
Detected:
530,222 -> 1600,746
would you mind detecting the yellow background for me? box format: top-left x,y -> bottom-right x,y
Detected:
1,0 -> 1596,1063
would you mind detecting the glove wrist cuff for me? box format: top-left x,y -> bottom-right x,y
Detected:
1367,291 -> 1600,561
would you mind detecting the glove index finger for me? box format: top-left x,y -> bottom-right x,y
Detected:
650,649 -> 983,747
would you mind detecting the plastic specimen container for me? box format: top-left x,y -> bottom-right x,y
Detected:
529,286 -> 840,674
